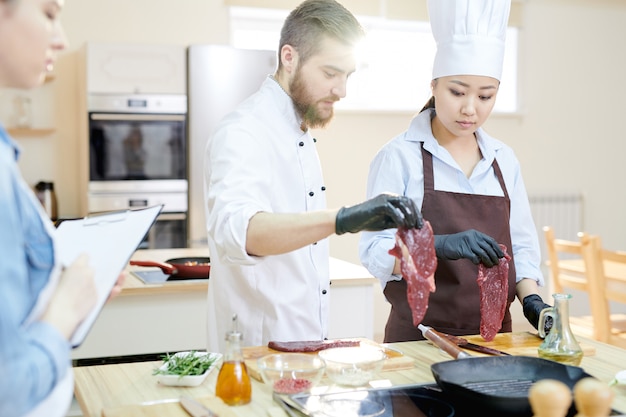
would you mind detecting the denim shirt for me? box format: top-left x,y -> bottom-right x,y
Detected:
0,125 -> 71,417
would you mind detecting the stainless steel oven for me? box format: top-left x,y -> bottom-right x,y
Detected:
87,93 -> 188,248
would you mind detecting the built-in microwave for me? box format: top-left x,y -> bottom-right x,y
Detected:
87,94 -> 187,191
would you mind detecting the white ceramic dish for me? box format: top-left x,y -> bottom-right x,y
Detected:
612,370 -> 626,386
155,351 -> 222,387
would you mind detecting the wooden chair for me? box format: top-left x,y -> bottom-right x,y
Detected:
542,226 -> 606,341
544,226 -> 626,347
587,241 -> 626,347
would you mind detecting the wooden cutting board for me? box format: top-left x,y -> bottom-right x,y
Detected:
102,397 -> 236,417
243,338 -> 415,382
461,332 -> 596,357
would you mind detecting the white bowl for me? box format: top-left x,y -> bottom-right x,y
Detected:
318,346 -> 386,387
155,351 -> 222,387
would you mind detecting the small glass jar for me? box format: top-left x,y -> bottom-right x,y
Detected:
538,293 -> 583,366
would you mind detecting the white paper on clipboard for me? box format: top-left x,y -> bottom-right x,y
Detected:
55,204 -> 163,347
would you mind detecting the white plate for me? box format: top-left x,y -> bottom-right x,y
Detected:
155,351 -> 222,387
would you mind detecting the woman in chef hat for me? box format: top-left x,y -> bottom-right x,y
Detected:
0,1 -> 123,416
359,0 -> 550,341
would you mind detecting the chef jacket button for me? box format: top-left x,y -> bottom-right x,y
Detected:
322,289 -> 327,295
321,186 -> 326,191
299,141 -> 304,147
313,241 -> 317,245
309,191 -> 314,197
313,138 -> 317,143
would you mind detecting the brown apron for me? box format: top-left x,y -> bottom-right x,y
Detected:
383,143 -> 517,342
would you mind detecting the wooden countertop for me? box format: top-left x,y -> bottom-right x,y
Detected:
73,332 -> 626,417
122,248 -> 376,296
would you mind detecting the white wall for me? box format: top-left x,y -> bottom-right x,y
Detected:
5,0 -> 625,339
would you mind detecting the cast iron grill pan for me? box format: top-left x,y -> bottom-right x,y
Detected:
461,378 -> 535,396
431,356 -> 595,416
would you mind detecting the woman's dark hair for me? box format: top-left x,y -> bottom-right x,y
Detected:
277,0 -> 365,69
419,96 -> 435,113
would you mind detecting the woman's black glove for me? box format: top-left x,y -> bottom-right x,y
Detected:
523,294 -> 553,336
433,229 -> 504,267
335,193 -> 423,235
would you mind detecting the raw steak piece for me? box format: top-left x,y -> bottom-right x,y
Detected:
268,339 -> 360,353
477,244 -> 511,341
388,221 -> 437,327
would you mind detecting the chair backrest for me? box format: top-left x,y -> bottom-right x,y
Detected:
578,233 -> 612,342
543,226 -> 589,294
594,245 -> 626,344
543,226 -> 608,341
599,248 -> 626,305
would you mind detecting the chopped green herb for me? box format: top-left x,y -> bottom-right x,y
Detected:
152,351 -> 217,378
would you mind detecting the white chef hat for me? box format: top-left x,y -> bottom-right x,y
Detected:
428,0 -> 511,81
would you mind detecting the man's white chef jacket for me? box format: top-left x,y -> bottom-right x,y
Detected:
204,77 -> 330,353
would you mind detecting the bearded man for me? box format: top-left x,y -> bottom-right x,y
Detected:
204,0 -> 423,352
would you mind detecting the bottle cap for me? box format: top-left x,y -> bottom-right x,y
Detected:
225,313 -> 243,340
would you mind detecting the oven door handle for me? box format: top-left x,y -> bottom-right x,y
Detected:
90,113 -> 186,122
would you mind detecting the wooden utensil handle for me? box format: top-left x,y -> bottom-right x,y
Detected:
129,260 -> 177,274
418,324 -> 471,359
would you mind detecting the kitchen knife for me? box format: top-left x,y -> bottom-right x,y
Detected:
180,396 -> 219,417
441,333 -> 511,356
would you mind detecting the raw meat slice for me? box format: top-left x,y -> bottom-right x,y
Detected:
273,378 -> 312,394
477,244 -> 511,341
267,339 -> 360,353
388,221 -> 437,326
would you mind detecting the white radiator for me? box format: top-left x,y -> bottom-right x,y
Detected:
528,192 -> 590,316
528,192 -> 584,261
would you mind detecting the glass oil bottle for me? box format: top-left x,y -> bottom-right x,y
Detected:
215,314 -> 251,405
538,293 -> 584,366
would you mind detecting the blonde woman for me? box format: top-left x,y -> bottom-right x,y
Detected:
0,1 -> 122,416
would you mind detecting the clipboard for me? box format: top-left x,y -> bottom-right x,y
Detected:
55,204 -> 163,347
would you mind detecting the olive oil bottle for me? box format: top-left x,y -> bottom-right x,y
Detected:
215,314 -> 251,405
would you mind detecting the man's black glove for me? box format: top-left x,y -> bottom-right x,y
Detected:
335,193 -> 423,235
523,294 -> 553,336
433,229 -> 504,267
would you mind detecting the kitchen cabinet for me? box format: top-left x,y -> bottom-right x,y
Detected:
71,248 -> 377,361
328,258 -> 377,340
83,42 -> 186,95
71,248 -> 209,361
